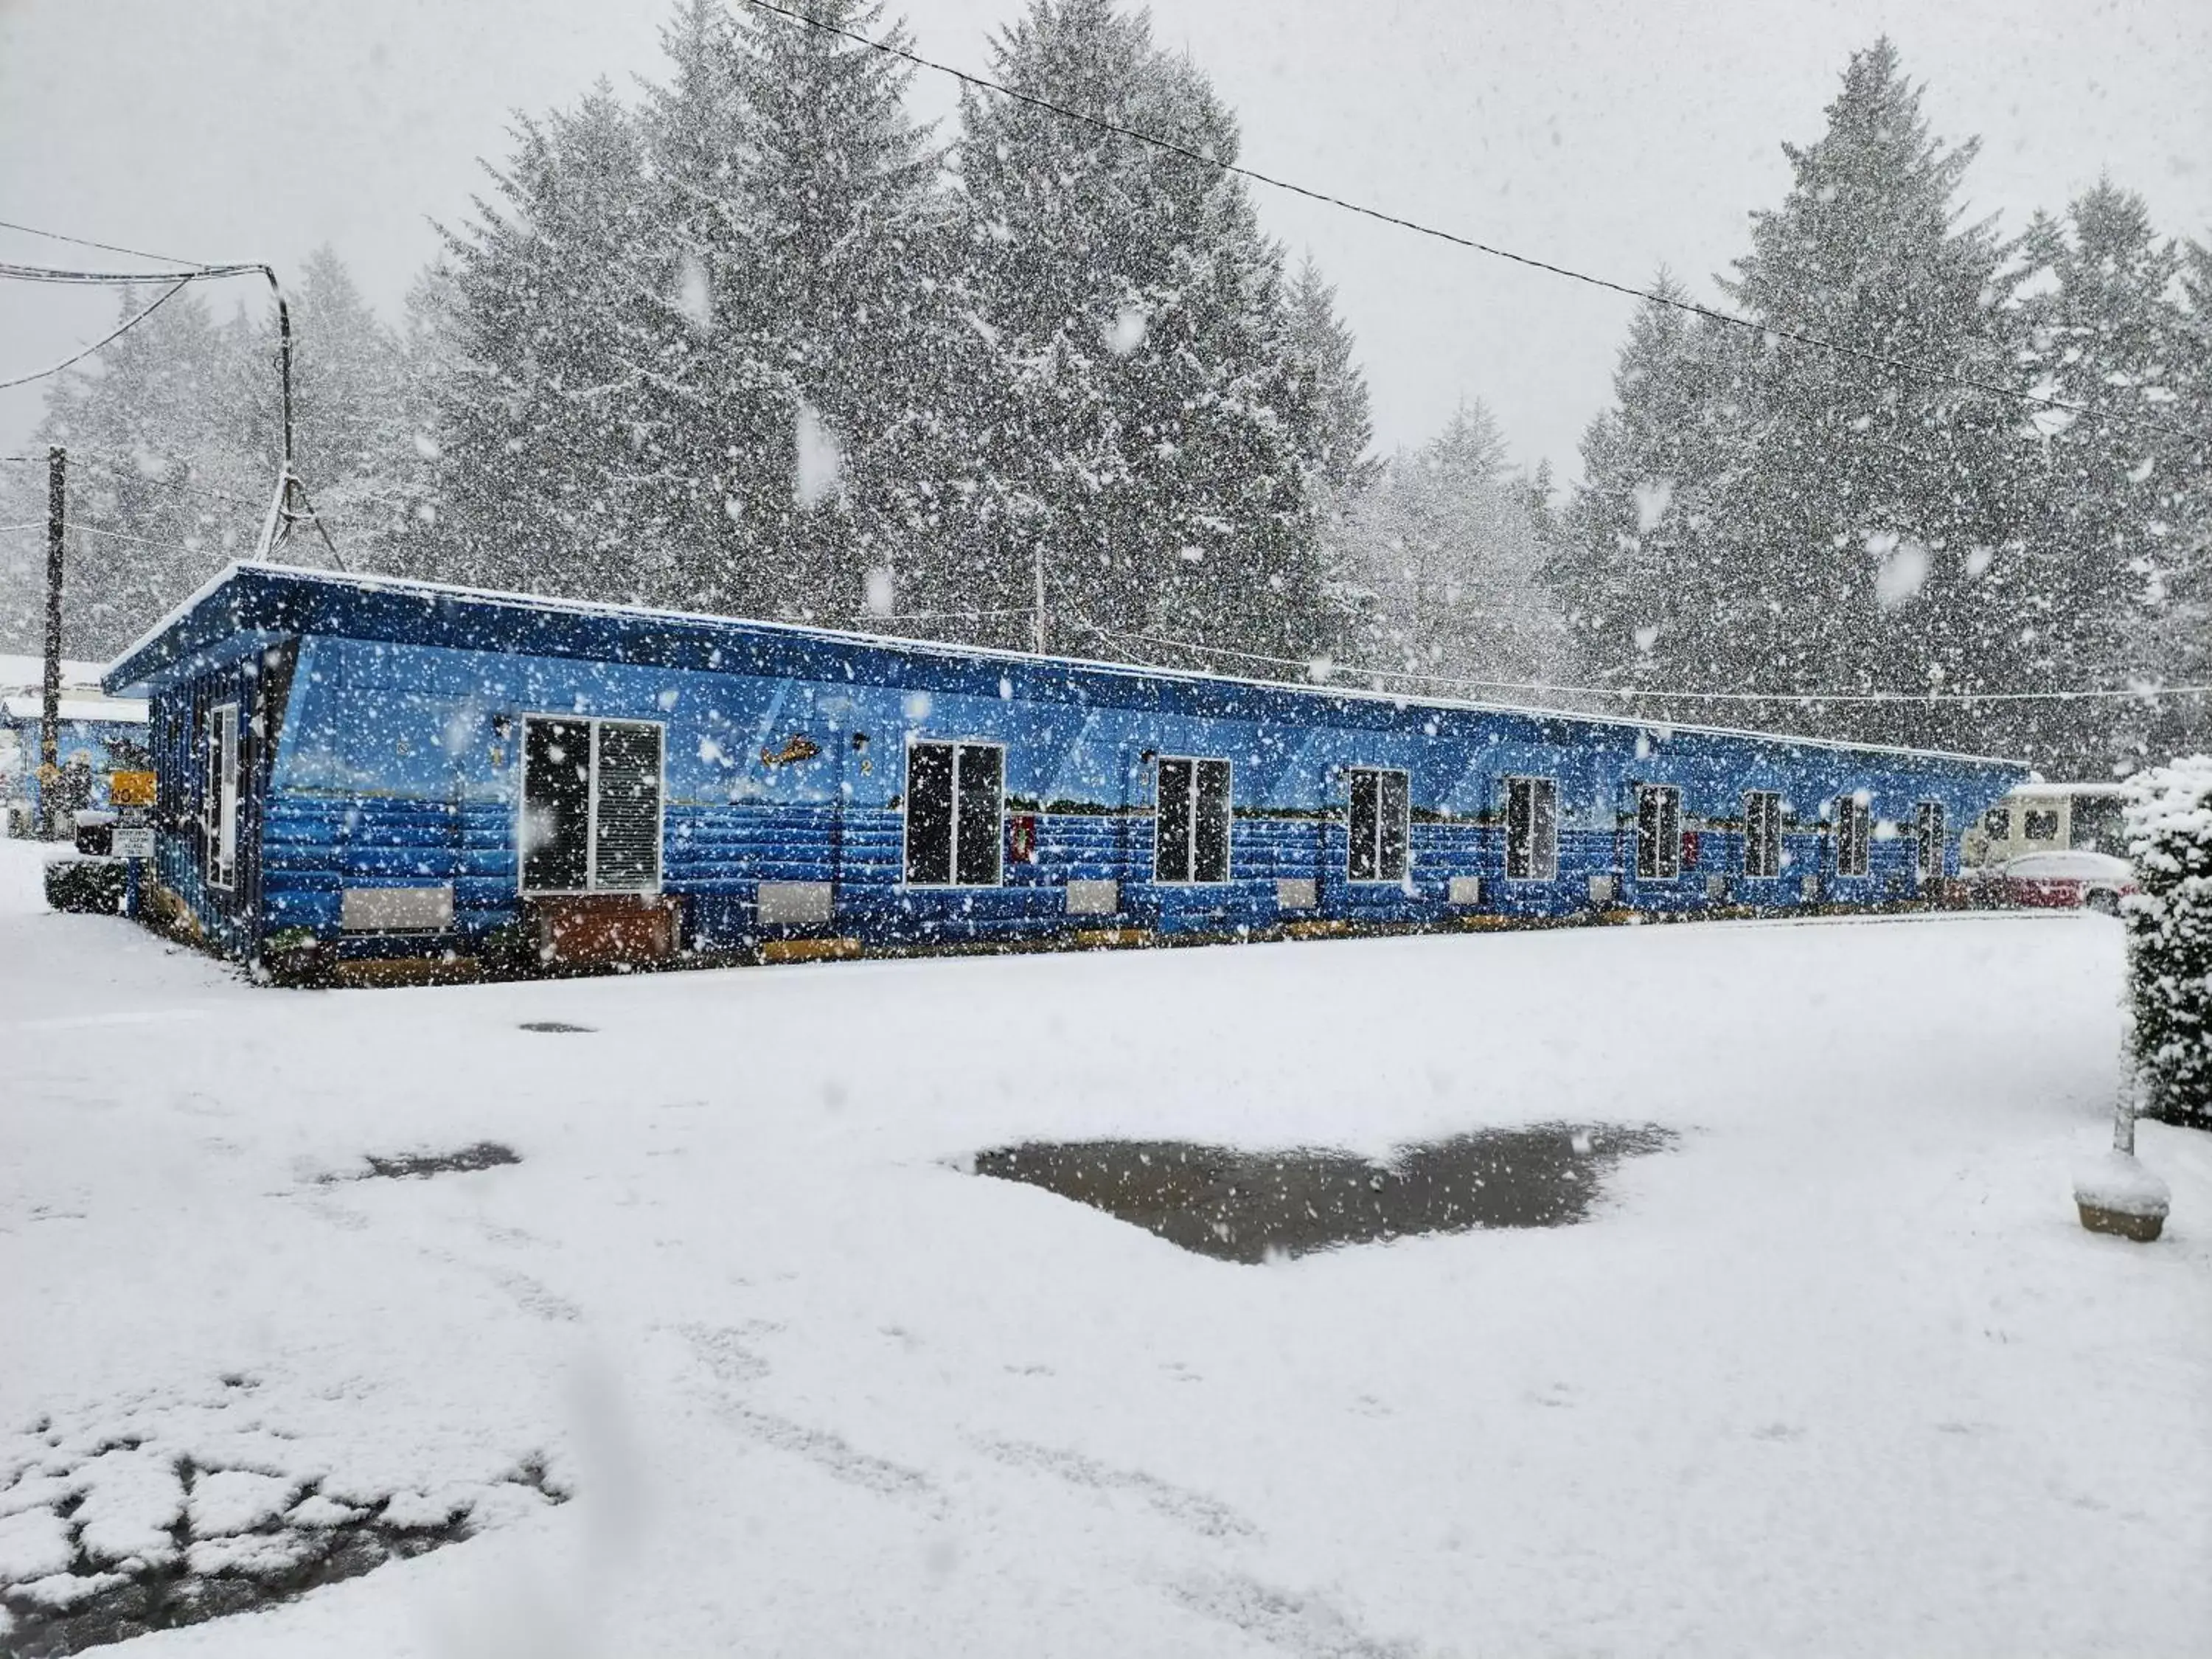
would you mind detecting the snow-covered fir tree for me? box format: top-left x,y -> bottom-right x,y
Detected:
429,87 -> 681,602
2010,183 -> 2205,771
1344,401 -> 1567,693
0,288 -> 265,655
1542,272 -> 1745,709
951,0 -> 1340,667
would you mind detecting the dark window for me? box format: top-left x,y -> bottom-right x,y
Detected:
1636,785 -> 1682,880
1834,794 -> 1871,877
955,743 -> 1003,886
1348,767 -> 1408,883
1506,776 -> 1558,880
903,742 -> 954,886
593,723 -> 664,889
904,740 -> 1002,886
521,716 -> 661,893
1156,759 -> 1193,883
1744,790 -> 1782,878
1916,802 -> 1946,880
1156,757 -> 1232,884
2070,796 -> 2125,855
1983,807 -> 2010,839
2023,807 -> 2060,841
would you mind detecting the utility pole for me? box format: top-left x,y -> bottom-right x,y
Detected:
251,278 -> 344,571
40,445 -> 65,839
1031,540 -> 1048,655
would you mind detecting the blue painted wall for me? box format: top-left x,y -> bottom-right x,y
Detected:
107,566 -> 2027,961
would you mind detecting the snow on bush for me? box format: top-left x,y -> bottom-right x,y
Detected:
2123,755 -> 2212,1127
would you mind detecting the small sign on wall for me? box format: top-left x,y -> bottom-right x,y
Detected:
109,771 -> 156,807
111,827 -> 154,860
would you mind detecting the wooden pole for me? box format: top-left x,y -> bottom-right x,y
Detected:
41,445 -> 65,838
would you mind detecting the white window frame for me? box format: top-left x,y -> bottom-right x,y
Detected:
1504,775 -> 1559,881
900,736 -> 1005,889
1154,755 -> 1234,886
1346,765 -> 1410,884
1743,790 -> 1783,879
1833,793 -> 1871,878
206,702 -> 239,891
516,714 -> 666,896
1635,783 -> 1683,881
1916,801 -> 1947,882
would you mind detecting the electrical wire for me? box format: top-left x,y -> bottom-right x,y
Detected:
1,452 -> 261,505
0,279 -> 192,392
1079,620 -> 2212,706
851,606 -> 1037,622
0,258 -> 262,285
736,0 -> 2207,446
0,216 -> 210,269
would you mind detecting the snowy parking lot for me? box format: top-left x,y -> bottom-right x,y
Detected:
2,838 -> 2208,1657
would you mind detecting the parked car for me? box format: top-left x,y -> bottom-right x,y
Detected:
1999,850 -> 2136,914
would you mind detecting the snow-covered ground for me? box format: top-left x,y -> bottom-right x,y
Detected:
3,835 -> 2208,1656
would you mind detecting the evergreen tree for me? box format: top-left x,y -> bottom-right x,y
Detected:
1286,254 -> 1381,501
953,0 -> 1336,666
2008,184 -> 2197,769
1348,402 -> 1567,690
0,288 -> 265,655
1713,38 -> 2026,751
1544,274 -> 1744,708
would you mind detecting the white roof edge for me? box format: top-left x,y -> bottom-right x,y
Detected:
122,561 -> 2028,771
105,557 -> 258,689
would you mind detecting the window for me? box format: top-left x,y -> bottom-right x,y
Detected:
1635,785 -> 1682,880
1834,793 -> 1871,877
1156,757 -> 1232,883
1347,767 -> 1409,883
204,703 -> 239,890
1744,790 -> 1782,878
1916,802 -> 1947,880
903,740 -> 1002,886
521,716 -> 663,893
1506,776 -> 1558,880
1982,806 -> 2010,840
2023,807 -> 2060,842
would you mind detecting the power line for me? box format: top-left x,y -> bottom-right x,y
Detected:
850,606 -> 1037,623
1081,621 -> 2212,706
0,216 -> 210,269
737,0 -> 2206,447
0,258 -> 261,285
2,452 -> 260,505
0,279 -> 192,392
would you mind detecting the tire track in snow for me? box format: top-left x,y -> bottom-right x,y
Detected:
1171,1571 -> 1430,1659
974,1435 -> 1258,1540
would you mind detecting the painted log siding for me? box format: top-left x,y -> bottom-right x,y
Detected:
106,565 -> 2027,966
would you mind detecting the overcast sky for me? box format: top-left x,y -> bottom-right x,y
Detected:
2,0 -> 2207,484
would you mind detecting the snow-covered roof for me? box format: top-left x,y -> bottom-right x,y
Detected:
1,693 -> 148,726
111,560 -> 2025,773
2007,781 -> 2131,798
0,653 -> 111,695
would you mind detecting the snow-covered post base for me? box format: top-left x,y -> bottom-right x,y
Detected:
2073,1138 -> 2170,1242
2074,1079 -> 2168,1240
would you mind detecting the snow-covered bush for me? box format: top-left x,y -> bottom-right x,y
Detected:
2123,756 -> 2212,1127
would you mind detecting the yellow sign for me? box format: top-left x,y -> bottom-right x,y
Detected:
109,770 -> 156,807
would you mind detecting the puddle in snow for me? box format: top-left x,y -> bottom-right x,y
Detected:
972,1124 -> 1676,1263
517,1021 -> 594,1034
319,1142 -> 521,1183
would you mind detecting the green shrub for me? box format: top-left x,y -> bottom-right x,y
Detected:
2124,757 -> 2212,1128
44,857 -> 126,914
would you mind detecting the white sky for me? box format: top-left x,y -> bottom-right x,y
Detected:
1,0 -> 2206,484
